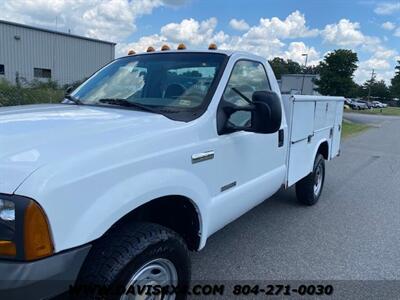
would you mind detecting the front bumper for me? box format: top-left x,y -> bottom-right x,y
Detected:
0,244 -> 91,300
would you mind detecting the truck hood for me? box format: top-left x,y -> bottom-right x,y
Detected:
0,104 -> 183,194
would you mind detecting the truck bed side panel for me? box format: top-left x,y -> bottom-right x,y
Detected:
285,95 -> 344,187
331,101 -> 344,158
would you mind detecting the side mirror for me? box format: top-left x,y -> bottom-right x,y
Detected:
251,91 -> 282,134
217,90 -> 282,135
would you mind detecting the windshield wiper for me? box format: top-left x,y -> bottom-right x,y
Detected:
64,94 -> 84,105
98,98 -> 175,115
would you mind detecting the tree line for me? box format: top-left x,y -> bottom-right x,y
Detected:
269,49 -> 400,100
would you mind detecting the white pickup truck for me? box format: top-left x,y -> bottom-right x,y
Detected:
0,47 -> 343,299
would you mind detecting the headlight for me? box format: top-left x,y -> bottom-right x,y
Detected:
0,199 -> 15,221
0,199 -> 16,257
0,195 -> 53,261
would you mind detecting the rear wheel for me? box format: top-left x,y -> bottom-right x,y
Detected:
76,222 -> 191,299
295,154 -> 325,206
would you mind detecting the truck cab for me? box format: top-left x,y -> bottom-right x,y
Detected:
0,46 -> 343,299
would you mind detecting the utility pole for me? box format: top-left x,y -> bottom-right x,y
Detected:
367,69 -> 376,102
301,53 -> 308,95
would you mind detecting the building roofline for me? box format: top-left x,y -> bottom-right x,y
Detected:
0,19 -> 116,46
281,74 -> 319,77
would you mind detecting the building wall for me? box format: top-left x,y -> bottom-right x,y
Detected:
0,21 -> 115,85
280,74 -> 319,95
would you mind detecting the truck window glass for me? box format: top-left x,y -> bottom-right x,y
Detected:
223,60 -> 271,127
72,53 -> 226,112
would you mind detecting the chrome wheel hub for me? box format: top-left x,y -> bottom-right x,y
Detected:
120,258 -> 178,300
314,164 -> 323,197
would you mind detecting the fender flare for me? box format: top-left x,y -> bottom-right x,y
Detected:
313,139 -> 330,163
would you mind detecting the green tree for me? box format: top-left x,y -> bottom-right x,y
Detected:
268,58 -> 301,79
347,83 -> 363,99
268,57 -> 320,80
390,61 -> 400,99
314,49 -> 359,97
364,79 -> 391,99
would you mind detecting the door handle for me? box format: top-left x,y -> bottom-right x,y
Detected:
192,151 -> 214,164
278,129 -> 284,147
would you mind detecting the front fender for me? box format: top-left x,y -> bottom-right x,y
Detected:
16,168 -> 209,252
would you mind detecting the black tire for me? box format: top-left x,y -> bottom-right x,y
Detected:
75,222 -> 191,299
295,154 -> 325,206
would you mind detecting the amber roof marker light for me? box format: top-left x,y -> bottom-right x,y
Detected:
208,43 -> 218,50
147,46 -> 156,52
177,43 -> 186,50
127,50 -> 136,55
161,44 -> 170,51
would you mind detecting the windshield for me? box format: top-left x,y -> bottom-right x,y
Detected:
72,53 -> 226,118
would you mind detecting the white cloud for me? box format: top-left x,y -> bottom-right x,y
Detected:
119,12 -> 397,86
360,58 -> 391,70
3,2 -> 396,85
0,0 -> 189,42
374,48 -> 398,60
221,11 -> 319,60
160,17 -> 224,45
322,19 -> 379,48
229,19 -> 250,31
119,12 -> 319,63
382,21 -> 396,31
354,48 -> 398,84
283,42 -> 321,66
117,17 -> 229,56
117,34 -> 167,56
354,68 -> 395,84
374,2 -> 400,15
244,11 -> 319,40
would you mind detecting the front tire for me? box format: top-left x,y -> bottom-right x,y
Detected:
295,154 -> 325,206
76,222 -> 191,299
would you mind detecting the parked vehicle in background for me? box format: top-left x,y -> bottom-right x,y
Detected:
372,101 -> 381,108
345,98 -> 356,110
372,101 -> 387,108
351,99 -> 368,110
358,100 -> 374,109
0,47 -> 344,299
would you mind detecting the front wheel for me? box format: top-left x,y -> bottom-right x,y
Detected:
76,222 -> 191,299
295,154 -> 325,206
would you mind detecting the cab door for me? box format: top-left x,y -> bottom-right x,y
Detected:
208,60 -> 286,234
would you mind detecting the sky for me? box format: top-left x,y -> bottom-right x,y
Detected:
1,0 -> 400,84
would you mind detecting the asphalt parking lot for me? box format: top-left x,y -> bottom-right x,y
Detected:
190,113 -> 400,298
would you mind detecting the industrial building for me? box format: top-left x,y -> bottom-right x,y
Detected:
278,74 -> 320,95
0,20 -> 115,86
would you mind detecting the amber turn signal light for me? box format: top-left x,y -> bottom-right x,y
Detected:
0,241 -> 16,257
24,201 -> 54,260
